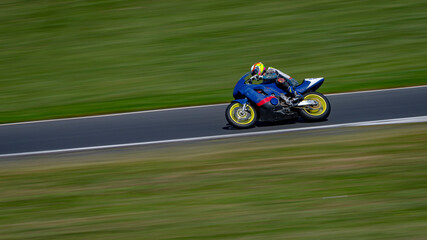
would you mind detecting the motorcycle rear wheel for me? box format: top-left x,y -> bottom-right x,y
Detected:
298,92 -> 331,121
225,102 -> 258,129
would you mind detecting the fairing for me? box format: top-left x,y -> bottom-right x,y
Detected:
295,78 -> 324,93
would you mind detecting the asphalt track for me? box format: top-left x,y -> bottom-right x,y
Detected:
1,86 -> 427,157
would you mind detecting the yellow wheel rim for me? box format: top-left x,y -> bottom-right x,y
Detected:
303,94 -> 327,116
229,103 -> 255,125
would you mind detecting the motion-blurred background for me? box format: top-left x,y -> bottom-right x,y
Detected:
1,1 -> 427,239
1,0 -> 426,123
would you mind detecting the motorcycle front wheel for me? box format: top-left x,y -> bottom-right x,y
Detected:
298,92 -> 331,121
225,102 -> 258,129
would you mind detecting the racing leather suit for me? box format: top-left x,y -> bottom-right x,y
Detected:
260,67 -> 302,98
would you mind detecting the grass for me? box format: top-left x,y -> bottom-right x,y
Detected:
1,123 -> 426,239
0,0 -> 426,123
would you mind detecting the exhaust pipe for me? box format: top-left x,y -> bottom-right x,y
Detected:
297,100 -> 317,107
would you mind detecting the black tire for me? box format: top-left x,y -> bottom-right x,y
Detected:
298,92 -> 331,121
225,102 -> 258,129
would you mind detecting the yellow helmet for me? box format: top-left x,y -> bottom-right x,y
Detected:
250,62 -> 266,76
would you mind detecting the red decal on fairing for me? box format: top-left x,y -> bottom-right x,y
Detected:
257,96 -> 275,106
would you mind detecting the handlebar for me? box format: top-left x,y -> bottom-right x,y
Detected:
246,76 -> 262,84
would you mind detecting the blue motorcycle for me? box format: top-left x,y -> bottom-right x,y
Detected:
225,73 -> 331,128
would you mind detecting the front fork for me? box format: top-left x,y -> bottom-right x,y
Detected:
242,103 -> 248,112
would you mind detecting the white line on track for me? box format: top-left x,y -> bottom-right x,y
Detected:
1,85 -> 426,127
325,85 -> 427,96
1,115 -> 426,158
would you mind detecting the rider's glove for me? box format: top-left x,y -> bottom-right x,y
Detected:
250,75 -> 261,81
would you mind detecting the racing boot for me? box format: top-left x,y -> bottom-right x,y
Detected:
288,86 -> 304,106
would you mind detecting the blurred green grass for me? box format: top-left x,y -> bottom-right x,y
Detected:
0,0 -> 426,123
1,123 -> 426,239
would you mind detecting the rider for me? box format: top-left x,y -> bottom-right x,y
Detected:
250,62 -> 304,103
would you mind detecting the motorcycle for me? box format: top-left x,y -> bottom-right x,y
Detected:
225,73 -> 331,129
